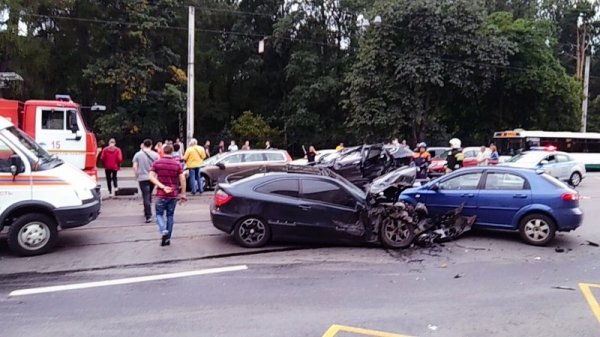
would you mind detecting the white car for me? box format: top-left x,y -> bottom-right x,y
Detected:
291,149 -> 338,165
499,150 -> 586,186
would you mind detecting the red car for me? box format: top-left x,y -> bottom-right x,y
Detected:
429,147 -> 497,177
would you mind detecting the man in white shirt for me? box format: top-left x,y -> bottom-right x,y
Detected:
228,140 -> 239,151
477,146 -> 490,166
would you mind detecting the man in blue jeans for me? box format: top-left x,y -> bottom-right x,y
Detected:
148,145 -> 187,246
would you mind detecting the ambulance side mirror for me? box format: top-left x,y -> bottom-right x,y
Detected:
10,154 -> 24,176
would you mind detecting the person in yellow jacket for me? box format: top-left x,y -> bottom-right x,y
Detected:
336,142 -> 344,152
183,138 -> 207,195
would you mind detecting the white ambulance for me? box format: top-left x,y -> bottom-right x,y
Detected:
0,116 -> 101,256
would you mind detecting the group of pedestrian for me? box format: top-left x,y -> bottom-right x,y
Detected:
476,144 -> 500,166
98,136 -> 278,247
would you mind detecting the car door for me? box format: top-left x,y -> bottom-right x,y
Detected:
253,178 -> 306,240
210,153 -> 244,183
331,149 -> 362,183
422,171 -> 483,217
555,154 -> 572,181
36,108 -> 85,169
540,154 -> 561,180
219,153 -> 244,174
0,135 -> 31,220
476,171 -> 532,229
462,150 -> 478,167
361,145 -> 387,182
298,178 -> 363,242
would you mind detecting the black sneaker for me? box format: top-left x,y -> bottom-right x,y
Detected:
165,239 -> 171,246
161,234 -> 168,246
145,218 -> 152,223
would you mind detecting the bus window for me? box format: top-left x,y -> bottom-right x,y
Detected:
494,138 -> 525,156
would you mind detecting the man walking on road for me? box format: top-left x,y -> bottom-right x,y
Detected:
100,138 -> 123,197
183,138 -> 207,196
149,145 -> 187,246
133,139 -> 160,223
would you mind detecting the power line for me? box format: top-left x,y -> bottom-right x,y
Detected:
17,12 -> 340,47
14,11 -> 595,79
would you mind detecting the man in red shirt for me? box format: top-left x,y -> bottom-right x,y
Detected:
100,138 -> 123,196
148,145 -> 187,246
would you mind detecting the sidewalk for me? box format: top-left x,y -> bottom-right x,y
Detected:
98,167 -> 137,199
98,167 -> 135,181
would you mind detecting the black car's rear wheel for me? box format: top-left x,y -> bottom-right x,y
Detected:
233,217 -> 271,248
380,217 -> 415,249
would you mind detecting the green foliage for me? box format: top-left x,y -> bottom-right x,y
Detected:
1,0 -> 597,153
481,13 -> 581,133
230,111 -> 280,146
345,0 -> 514,142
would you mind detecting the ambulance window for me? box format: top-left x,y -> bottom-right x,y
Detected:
0,138 -> 15,173
41,110 -> 65,130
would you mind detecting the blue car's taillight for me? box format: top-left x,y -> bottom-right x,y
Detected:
561,193 -> 579,201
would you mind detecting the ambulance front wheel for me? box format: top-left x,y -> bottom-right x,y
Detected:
7,213 -> 59,257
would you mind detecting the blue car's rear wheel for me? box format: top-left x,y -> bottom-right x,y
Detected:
518,213 -> 556,246
233,217 -> 271,248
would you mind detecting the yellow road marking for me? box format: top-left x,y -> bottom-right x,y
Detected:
323,324 -> 414,337
579,283 -> 600,325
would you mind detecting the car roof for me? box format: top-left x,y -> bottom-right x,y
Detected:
446,166 -> 539,176
521,150 -> 569,156
223,164 -> 341,185
223,149 -> 287,155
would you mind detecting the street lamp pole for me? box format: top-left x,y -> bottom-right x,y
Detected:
186,6 -> 195,144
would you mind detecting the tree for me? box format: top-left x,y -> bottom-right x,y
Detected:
81,0 -> 187,136
474,13 -> 581,135
345,0 -> 513,143
230,111 -> 280,146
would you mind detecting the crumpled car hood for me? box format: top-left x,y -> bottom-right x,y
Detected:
367,166 -> 417,195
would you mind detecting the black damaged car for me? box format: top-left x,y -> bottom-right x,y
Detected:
316,143 -> 413,188
210,165 -> 473,249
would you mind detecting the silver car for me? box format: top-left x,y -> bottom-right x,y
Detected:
186,150 -> 292,190
499,150 -> 586,186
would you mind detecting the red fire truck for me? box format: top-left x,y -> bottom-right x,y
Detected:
0,94 -> 104,183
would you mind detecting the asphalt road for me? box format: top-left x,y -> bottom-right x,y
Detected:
1,174 -> 600,337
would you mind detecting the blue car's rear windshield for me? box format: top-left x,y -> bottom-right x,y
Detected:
541,173 -> 571,190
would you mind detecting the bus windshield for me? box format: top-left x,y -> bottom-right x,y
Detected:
494,138 -> 525,156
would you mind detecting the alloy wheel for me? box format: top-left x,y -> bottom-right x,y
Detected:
238,218 -> 267,245
523,219 -> 550,243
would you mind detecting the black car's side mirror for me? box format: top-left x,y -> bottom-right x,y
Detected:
217,162 -> 226,170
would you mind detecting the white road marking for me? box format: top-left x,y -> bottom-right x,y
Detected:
9,265 -> 248,297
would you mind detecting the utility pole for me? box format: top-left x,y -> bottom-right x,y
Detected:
186,6 -> 195,145
582,55 -> 590,132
